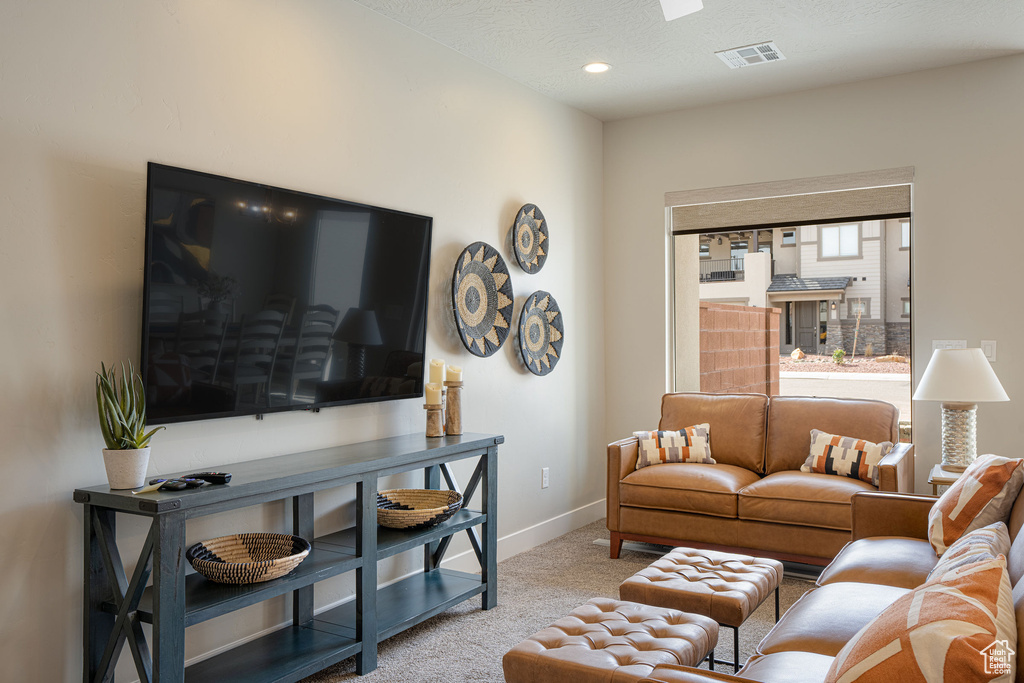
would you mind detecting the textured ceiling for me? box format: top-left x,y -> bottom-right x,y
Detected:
350,0 -> 1024,121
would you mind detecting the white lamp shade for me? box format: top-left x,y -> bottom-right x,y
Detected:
913,348 -> 1009,403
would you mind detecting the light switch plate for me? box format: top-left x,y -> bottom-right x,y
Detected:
981,340 -> 997,362
932,340 -> 968,351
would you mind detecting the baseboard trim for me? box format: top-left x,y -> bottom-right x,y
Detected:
441,498 -> 607,573
152,498 -> 606,681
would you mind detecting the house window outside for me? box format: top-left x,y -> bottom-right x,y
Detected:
731,240 -> 748,258
848,298 -> 871,318
902,298 -> 911,318
782,230 -> 796,246
820,223 -> 860,259
700,242 -> 710,258
900,221 -> 910,249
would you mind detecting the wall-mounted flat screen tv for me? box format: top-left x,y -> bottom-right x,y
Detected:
142,163 -> 432,423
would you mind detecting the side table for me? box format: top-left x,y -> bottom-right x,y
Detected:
928,463 -> 962,495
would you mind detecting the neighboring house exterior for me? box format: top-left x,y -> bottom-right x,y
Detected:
698,219 -> 910,356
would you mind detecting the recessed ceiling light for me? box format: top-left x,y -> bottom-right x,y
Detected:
583,62 -> 611,74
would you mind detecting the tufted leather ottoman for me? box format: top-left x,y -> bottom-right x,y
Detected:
619,547 -> 783,672
502,597 -> 718,683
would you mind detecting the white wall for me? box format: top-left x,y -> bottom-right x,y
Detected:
0,1 -> 605,679
604,54 -> 1024,494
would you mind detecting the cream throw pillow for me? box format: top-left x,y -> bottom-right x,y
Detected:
927,522 -> 1010,581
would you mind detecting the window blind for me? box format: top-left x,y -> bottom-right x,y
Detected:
667,167 -> 913,234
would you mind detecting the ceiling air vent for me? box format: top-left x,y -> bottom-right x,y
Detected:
715,42 -> 786,69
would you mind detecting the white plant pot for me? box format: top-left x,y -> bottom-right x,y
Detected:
102,447 -> 151,490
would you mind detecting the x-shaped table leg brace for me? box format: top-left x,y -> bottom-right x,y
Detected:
432,459 -> 485,567
91,509 -> 155,683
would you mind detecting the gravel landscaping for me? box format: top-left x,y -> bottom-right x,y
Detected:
780,354 -> 910,374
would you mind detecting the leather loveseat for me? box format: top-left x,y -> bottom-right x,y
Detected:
607,393 -> 914,565
631,489 -> 1024,682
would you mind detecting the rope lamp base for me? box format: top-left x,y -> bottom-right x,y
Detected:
940,402 -> 977,472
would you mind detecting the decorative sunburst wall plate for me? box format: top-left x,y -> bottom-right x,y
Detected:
518,290 -> 563,376
451,241 -> 513,357
512,204 -> 548,273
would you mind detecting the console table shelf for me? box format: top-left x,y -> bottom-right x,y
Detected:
74,432 -> 502,683
317,508 -> 486,560
183,622 -> 360,683
317,568 -> 486,642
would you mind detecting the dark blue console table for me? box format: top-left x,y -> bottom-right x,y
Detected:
73,432 -> 502,682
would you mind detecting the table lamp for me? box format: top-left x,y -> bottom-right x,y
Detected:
913,348 -> 1009,471
334,308 -> 382,379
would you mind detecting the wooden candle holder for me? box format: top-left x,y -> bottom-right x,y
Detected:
443,381 -> 464,435
424,403 -> 444,438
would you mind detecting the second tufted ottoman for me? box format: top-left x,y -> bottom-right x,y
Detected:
502,597 -> 718,683
619,547 -> 783,673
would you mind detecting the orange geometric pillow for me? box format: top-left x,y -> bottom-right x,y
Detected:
927,454 -> 1024,556
826,555 -> 1017,682
633,424 -> 714,470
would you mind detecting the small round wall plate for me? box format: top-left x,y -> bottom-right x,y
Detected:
518,290 -> 564,376
451,241 -> 514,357
512,204 -> 548,273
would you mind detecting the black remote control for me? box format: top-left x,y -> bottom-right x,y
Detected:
181,478 -> 207,488
151,479 -> 188,491
184,472 -> 232,485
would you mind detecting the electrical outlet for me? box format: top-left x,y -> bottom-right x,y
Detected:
541,467 -> 549,489
932,339 -> 967,351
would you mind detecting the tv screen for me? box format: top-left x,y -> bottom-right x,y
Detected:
141,163 -> 431,423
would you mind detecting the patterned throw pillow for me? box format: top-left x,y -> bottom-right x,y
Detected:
799,429 -> 893,487
927,522 -> 1010,581
826,555 -> 1016,683
928,454 -> 1024,556
633,424 -> 714,470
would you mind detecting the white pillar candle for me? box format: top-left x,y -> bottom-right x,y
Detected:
425,383 -> 442,405
429,359 -> 445,385
446,365 -> 462,382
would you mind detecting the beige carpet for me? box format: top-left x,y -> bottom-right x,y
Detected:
302,519 -> 817,682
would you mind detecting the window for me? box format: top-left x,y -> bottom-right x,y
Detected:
847,298 -> 871,318
730,240 -> 748,259
900,221 -> 910,249
699,242 -> 710,258
902,298 -> 911,318
781,230 -> 796,246
820,223 -> 860,258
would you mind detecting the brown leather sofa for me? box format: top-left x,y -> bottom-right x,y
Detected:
632,489 -> 1024,682
607,393 -> 914,565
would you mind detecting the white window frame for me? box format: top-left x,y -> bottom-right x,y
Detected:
819,223 -> 861,260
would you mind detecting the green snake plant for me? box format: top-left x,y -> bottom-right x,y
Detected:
96,361 -> 164,450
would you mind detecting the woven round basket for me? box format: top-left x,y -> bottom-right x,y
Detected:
186,533 -> 311,585
377,489 -> 463,530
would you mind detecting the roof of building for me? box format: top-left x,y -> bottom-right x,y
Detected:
767,276 -> 852,293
